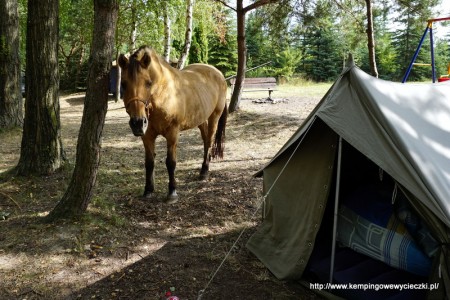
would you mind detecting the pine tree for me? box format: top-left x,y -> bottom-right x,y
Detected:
47,0 -> 119,220
302,27 -> 341,82
208,8 -> 237,78
15,0 -> 65,175
0,0 -> 22,129
190,25 -> 208,64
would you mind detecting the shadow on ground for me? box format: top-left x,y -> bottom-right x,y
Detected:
67,229 -> 316,300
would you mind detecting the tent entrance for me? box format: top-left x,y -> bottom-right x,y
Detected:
304,140 -> 433,300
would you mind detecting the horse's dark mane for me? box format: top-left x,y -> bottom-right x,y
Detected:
127,46 -> 147,81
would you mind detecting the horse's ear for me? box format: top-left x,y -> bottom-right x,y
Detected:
140,52 -> 151,69
118,54 -> 129,69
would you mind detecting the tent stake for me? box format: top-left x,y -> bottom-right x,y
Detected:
329,136 -> 343,285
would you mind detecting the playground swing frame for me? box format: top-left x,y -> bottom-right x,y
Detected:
402,17 -> 450,83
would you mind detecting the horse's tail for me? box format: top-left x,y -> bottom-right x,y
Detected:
212,103 -> 228,159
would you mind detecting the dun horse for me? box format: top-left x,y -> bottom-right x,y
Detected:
118,46 -> 228,203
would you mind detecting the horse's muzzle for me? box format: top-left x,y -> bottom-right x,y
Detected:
129,117 -> 148,136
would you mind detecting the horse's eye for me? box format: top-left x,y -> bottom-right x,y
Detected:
145,81 -> 152,89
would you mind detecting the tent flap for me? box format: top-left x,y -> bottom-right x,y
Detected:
247,119 -> 337,279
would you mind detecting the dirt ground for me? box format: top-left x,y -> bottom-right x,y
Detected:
0,85 -> 329,300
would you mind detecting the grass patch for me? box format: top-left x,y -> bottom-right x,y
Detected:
277,82 -> 332,98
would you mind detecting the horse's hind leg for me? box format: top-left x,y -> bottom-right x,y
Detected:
198,109 -> 222,179
198,122 -> 210,180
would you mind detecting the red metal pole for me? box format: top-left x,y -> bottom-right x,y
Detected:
427,17 -> 450,23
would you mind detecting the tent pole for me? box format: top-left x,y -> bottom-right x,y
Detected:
329,136 -> 343,285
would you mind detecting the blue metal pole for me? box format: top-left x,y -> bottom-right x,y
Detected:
402,25 -> 430,83
430,23 -> 436,83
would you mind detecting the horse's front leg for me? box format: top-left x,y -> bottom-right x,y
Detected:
142,134 -> 156,199
165,130 -> 179,204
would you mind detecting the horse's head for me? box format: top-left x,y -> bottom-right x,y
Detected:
118,46 -> 156,136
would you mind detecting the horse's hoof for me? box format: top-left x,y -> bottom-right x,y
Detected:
199,173 -> 209,180
142,191 -> 154,199
165,192 -> 178,204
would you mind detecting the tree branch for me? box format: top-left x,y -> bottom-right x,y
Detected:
213,0 -> 236,12
332,0 -> 365,31
243,0 -> 280,14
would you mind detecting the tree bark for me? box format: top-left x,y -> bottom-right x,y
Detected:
46,0 -> 119,221
115,58 -> 121,102
163,2 -> 172,62
228,0 -> 246,113
177,0 -> 195,69
15,0 -> 64,175
0,0 -> 22,128
365,0 -> 378,77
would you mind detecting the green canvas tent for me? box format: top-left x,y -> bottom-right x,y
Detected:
246,60 -> 450,299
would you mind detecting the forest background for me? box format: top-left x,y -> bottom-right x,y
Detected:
15,0 -> 450,90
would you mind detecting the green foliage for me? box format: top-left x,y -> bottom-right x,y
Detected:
208,36 -> 238,78
207,6 -> 237,78
245,7 -> 302,80
301,27 -> 342,82
17,0 -> 448,87
435,35 -> 450,78
189,26 -> 208,63
246,13 -> 272,69
59,0 -> 93,90
268,47 -> 302,79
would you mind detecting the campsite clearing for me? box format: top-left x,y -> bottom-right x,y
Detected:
0,83 -> 329,299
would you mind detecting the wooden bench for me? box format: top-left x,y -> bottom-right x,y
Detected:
229,77 -> 277,100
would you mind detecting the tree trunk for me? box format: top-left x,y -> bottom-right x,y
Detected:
46,0 -> 119,221
163,2 -> 172,62
129,0 -> 137,52
15,0 -> 64,175
365,0 -> 378,77
228,0 -> 246,113
75,46 -> 86,90
115,58 -> 121,102
227,0 -> 279,113
0,0 -> 22,128
177,0 -> 195,69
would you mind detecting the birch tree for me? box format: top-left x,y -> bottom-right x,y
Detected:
129,0 -> 138,51
163,1 -> 172,62
177,0 -> 195,69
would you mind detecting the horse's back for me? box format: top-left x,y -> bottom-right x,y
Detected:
183,63 -> 224,78
182,64 -> 227,91
179,63 -> 227,113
